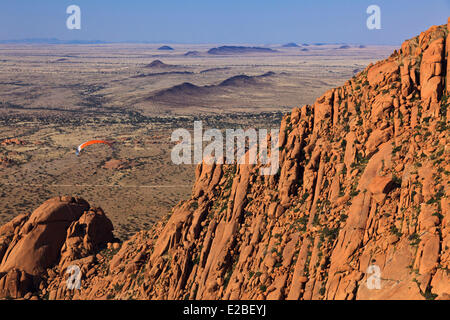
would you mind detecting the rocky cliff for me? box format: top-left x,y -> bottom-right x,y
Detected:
0,21 -> 449,300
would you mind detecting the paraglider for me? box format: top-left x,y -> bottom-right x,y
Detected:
75,140 -> 113,156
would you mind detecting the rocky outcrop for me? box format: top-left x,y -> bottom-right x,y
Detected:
103,159 -> 132,170
0,20 -> 449,300
0,196 -> 114,299
0,196 -> 90,275
0,157 -> 14,168
59,207 -> 114,270
1,138 -> 26,146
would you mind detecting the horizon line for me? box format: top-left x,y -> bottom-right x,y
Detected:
0,38 -> 400,46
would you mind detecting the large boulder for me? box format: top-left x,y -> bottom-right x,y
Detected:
0,196 -> 90,276
59,207 -> 114,270
0,269 -> 34,299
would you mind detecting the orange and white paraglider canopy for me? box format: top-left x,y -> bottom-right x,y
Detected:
76,140 -> 112,156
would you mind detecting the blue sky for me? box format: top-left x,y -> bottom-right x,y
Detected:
0,0 -> 448,44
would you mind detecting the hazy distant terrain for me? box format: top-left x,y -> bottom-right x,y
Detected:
0,43 -> 395,116
0,42 -> 395,239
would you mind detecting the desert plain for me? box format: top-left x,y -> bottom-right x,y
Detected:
0,42 -> 395,239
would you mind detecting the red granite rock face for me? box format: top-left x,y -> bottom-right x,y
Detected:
0,197 -> 114,299
0,20 -> 449,300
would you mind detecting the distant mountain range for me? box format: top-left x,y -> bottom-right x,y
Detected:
0,38 -> 179,45
207,46 -> 277,55
0,38 -> 371,48
0,38 -> 108,44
